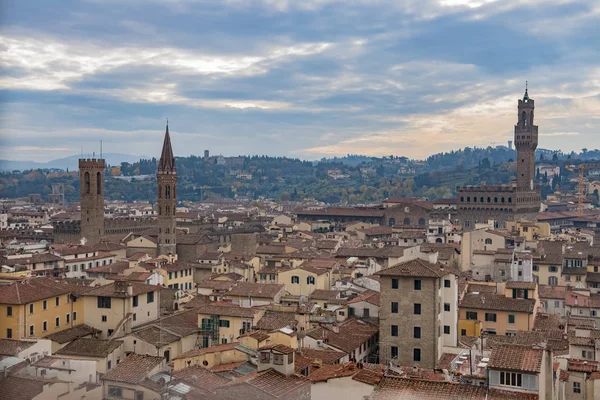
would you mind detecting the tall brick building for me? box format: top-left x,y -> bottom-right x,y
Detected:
79,158 -> 105,245
157,123 -> 177,255
456,87 -> 541,229
378,258 -> 459,368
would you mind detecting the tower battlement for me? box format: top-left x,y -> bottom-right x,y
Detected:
78,159 -> 106,169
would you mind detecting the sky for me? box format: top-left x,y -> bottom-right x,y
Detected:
0,0 -> 599,162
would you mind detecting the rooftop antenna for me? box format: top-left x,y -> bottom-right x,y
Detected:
100,140 -> 103,160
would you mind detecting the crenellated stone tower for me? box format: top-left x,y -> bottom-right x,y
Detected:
157,124 -> 177,255
79,158 -> 105,245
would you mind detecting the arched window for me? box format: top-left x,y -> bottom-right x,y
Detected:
487,197 -> 491,203
158,185 -> 162,199
291,276 -> 300,284
96,172 -> 102,194
501,197 -> 505,203
474,197 -> 477,203
461,197 -> 464,202
494,197 -> 498,203
403,218 -> 411,225
418,218 -> 426,226
166,185 -> 171,200
84,172 -> 90,194
166,228 -> 170,234
480,197 -> 484,203
166,206 -> 170,216
388,218 -> 395,227
307,276 -> 315,285
467,197 -> 471,202
548,276 -> 558,286
436,238 -> 443,243
508,197 -> 512,203
485,238 -> 492,245
522,111 -> 527,127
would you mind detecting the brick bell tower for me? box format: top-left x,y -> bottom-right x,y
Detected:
79,158 -> 106,245
514,83 -> 538,191
157,123 -> 177,255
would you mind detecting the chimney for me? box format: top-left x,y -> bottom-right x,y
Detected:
331,323 -> 339,334
127,283 -> 133,297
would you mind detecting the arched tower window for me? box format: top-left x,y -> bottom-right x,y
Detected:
166,185 -> 171,200
418,218 -> 426,226
84,172 -> 90,194
388,218 -> 395,227
403,218 -> 411,225
166,206 -> 170,216
96,172 -> 102,195
522,111 -> 527,127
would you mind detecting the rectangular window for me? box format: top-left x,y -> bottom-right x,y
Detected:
29,304 -> 34,314
6,328 -> 12,339
97,297 -> 112,309
574,382 -> 581,393
133,296 -> 139,307
413,348 -> 421,362
66,314 -> 70,324
392,278 -> 399,289
414,304 -> 421,315
500,371 -> 522,387
55,297 -> 59,306
391,325 -> 398,337
108,386 -> 122,397
444,279 -> 451,288
466,311 -> 478,320
168,272 -> 172,280
29,325 -> 34,336
219,320 -> 230,328
108,329 -> 114,337
6,306 -> 12,317
55,317 -> 60,327
391,302 -> 399,313
444,325 -> 450,335
414,327 -> 421,339
391,346 -> 398,358
461,329 -> 466,336
147,292 -> 154,303
273,353 -> 284,365
444,303 -> 450,312
508,314 -> 516,324
43,300 -> 47,310
43,321 -> 48,332
73,312 -> 77,321
485,313 -> 497,322
414,280 -> 421,290
102,315 -> 107,322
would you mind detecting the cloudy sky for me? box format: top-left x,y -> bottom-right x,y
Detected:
1,0 -> 599,162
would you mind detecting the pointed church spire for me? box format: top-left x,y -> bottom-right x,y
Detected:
523,81 -> 529,101
158,122 -> 175,172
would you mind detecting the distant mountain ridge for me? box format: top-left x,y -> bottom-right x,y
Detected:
0,153 -> 149,171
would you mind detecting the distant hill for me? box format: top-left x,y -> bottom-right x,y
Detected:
0,153 -> 148,172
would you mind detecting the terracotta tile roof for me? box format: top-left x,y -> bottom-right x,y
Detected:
0,376 -> 51,400
103,353 -> 164,384
534,313 -> 565,331
459,293 -> 536,313
310,289 -> 345,301
45,324 -> 101,344
505,281 -> 537,290
0,339 -> 36,356
436,353 -> 457,370
538,285 -> 567,300
298,207 -> 384,218
197,279 -> 237,291
0,277 -> 73,304
488,345 -> 543,373
86,260 -> 129,274
256,310 -> 297,330
466,283 -> 497,294
352,367 -> 384,385
568,317 -> 596,329
307,363 -> 357,382
246,368 -> 310,398
210,361 -> 248,372
297,348 -> 346,364
81,281 -> 158,298
174,342 -> 241,360
226,283 -> 285,299
373,376 -> 538,400
258,344 -> 295,354
182,294 -> 212,309
197,303 -> 261,319
306,318 -> 378,354
378,258 -> 457,278
567,358 -> 599,372
298,264 -> 329,276
347,289 -> 380,306
56,338 -> 123,358
559,370 -> 570,381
